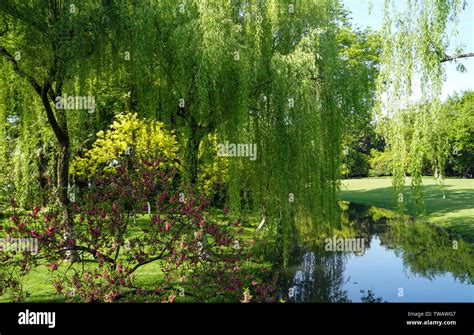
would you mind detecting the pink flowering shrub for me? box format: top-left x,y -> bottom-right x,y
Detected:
0,157 -> 277,302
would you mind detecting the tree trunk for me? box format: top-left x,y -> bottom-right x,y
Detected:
1,27 -> 76,258
39,82 -> 76,259
57,135 -> 76,259
36,141 -> 49,207
184,118 -> 215,187
186,126 -> 202,186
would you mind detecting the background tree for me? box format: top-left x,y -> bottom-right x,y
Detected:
374,0 -> 473,213
442,91 -> 474,178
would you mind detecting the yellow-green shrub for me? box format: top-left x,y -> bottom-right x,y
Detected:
197,133 -> 228,197
71,113 -> 179,177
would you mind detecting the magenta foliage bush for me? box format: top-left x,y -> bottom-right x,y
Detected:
0,158 -> 277,302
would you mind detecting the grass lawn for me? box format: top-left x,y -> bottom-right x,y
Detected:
340,177 -> 474,240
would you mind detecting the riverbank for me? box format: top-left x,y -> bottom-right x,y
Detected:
340,177 -> 474,240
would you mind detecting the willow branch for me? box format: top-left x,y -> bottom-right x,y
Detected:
0,46 -> 42,95
441,52 -> 474,63
41,80 -> 67,143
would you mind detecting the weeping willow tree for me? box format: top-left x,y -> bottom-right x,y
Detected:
374,0 -> 472,214
0,0 -> 129,251
226,1 -> 344,261
107,0 -> 348,263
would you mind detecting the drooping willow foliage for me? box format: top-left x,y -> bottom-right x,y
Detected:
211,1 -> 344,261
0,0 -> 128,208
104,0 -> 348,244
374,0 -> 465,214
116,0 -> 346,262
0,67 -> 55,207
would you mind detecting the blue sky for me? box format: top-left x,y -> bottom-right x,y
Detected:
343,0 -> 474,100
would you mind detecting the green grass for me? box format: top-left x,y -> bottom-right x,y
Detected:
340,177 -> 474,240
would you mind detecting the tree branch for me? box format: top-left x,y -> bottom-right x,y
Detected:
64,245 -> 116,264
129,248 -> 169,275
41,80 -> 66,143
1,45 -> 66,143
441,52 -> 474,63
0,46 -> 42,95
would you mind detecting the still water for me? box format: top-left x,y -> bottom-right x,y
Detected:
280,203 -> 474,302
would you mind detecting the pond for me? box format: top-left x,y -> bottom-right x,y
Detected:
279,203 -> 474,302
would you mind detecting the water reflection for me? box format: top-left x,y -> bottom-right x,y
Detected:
286,250 -> 350,302
281,203 -> 474,302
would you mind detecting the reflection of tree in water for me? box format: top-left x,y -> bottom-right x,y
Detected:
281,202 -> 472,302
342,202 -> 399,251
346,203 -> 473,285
284,203 -> 389,302
285,249 -> 385,302
379,221 -> 474,284
360,289 -> 385,303
287,250 -> 350,302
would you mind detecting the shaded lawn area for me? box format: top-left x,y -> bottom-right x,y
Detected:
340,177 -> 474,240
